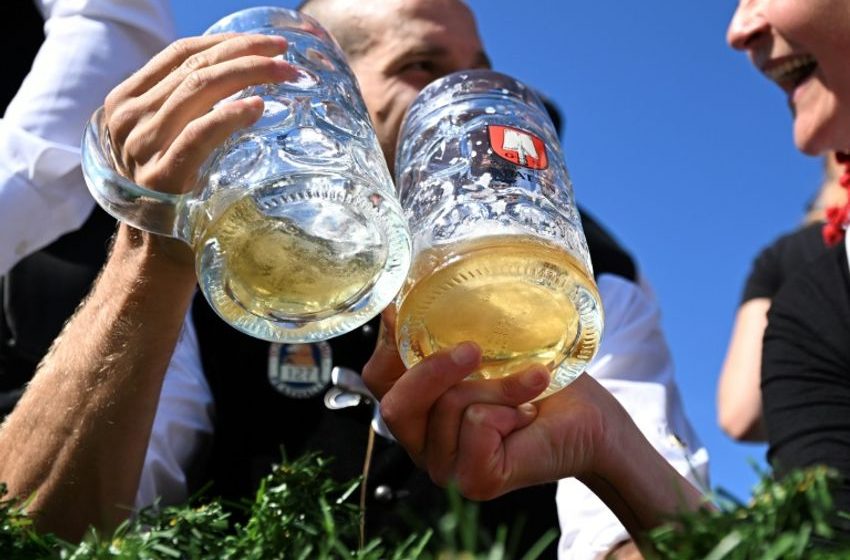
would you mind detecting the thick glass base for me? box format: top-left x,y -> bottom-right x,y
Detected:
396,234 -> 603,399
196,175 -> 410,342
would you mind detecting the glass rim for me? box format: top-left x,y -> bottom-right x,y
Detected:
203,6 -> 331,42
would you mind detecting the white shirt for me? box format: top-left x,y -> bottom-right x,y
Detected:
556,275 -> 709,560
138,272 -> 711,560
0,0 -> 175,274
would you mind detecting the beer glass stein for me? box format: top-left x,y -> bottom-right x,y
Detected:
81,7 -> 411,343
394,70 -> 604,398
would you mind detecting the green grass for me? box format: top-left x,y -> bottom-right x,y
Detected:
0,456 -> 847,559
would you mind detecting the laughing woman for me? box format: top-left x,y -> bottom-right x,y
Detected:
728,0 -> 850,531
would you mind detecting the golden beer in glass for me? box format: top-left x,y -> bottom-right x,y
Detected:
82,7 -> 411,343
394,70 -> 603,398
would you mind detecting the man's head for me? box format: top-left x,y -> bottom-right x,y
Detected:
299,0 -> 490,169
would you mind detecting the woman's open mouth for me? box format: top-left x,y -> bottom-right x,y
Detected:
763,54 -> 818,93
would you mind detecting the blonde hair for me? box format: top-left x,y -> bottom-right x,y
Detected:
804,156 -> 849,225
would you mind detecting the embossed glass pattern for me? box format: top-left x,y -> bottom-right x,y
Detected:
394,70 -> 603,398
81,7 -> 411,343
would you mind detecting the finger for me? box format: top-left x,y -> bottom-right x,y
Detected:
426,366 -> 547,485
378,342 -> 481,461
461,374 -> 606,495
362,308 -> 403,399
106,35 -> 288,152
137,96 -> 264,193
140,34 -> 289,111
107,34 -> 242,104
134,55 -> 296,157
451,403 -> 539,499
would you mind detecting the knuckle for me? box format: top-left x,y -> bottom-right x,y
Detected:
178,120 -> 209,152
103,89 -> 124,118
106,101 -> 137,131
378,398 -> 398,427
123,128 -> 156,161
500,375 -> 522,400
107,103 -> 144,148
183,114 -> 205,135
133,168 -> 158,190
167,38 -> 197,62
133,160 -> 169,190
183,70 -> 211,94
119,134 -> 151,177
181,51 -> 210,73
165,158 -> 196,193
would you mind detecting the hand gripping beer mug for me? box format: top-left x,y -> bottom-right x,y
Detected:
394,70 -> 604,399
81,7 -> 411,343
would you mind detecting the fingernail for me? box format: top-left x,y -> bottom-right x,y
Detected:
451,342 -> 479,367
240,96 -> 264,114
518,403 -> 537,417
521,367 -> 549,389
466,405 -> 486,424
268,35 -> 288,49
243,95 -> 263,107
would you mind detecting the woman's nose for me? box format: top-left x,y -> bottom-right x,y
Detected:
727,0 -> 770,51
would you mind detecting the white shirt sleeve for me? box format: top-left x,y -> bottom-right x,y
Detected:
0,0 -> 175,274
135,306 -> 215,510
557,273 -> 710,560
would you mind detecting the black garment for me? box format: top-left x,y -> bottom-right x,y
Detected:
0,9 -> 633,547
2,1 -> 44,112
0,100 -> 635,548
762,243 -> 850,531
741,222 -> 829,303
0,209 -> 115,401
194,210 -> 636,554
194,304 -> 565,553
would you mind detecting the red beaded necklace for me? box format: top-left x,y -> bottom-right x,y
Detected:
823,152 -> 850,246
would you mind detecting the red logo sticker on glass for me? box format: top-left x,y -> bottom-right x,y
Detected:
488,125 -> 548,170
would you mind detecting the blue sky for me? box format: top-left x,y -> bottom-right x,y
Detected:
172,1 -> 825,501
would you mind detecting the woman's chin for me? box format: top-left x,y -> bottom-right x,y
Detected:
793,120 -> 841,156
792,102 -> 850,155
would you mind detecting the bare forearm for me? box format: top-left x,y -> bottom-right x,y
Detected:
0,226 -> 196,539
717,299 -> 770,441
581,406 -> 709,553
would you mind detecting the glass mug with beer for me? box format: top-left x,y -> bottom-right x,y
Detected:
394,70 -> 604,399
81,7 -> 411,343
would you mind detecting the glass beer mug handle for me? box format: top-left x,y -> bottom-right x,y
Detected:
81,107 -> 193,240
